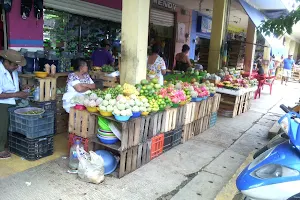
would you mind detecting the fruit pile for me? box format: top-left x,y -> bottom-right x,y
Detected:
123,83 -> 139,96
136,78 -> 161,98
75,74 -> 217,116
216,75 -> 258,90
94,85 -> 123,99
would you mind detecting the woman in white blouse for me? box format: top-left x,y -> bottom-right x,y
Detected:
0,50 -> 29,159
63,59 -> 96,113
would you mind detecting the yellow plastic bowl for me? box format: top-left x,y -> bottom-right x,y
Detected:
180,101 -> 186,106
141,112 -> 149,116
87,107 -> 98,113
99,109 -> 113,117
34,71 -> 48,78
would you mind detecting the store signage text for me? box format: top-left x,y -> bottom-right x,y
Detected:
153,0 -> 177,11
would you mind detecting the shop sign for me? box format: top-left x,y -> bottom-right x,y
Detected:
153,0 -> 177,11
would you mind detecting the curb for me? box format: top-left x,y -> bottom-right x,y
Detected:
214,152 -> 254,200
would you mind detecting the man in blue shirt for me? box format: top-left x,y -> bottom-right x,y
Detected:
282,54 -> 295,85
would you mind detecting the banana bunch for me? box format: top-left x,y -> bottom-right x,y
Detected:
123,83 -> 139,96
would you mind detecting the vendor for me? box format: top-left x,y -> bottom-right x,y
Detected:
147,44 -> 167,85
91,39 -> 114,67
174,44 -> 192,72
0,49 -> 28,159
63,59 -> 96,113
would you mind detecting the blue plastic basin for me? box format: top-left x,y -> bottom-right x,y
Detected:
95,150 -> 118,175
97,134 -> 118,144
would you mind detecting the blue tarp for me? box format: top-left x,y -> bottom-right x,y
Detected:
239,0 -> 284,51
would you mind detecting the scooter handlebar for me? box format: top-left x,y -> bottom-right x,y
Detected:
280,104 -> 290,113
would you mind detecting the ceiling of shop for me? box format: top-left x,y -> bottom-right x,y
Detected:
170,0 -> 249,30
170,0 -> 300,42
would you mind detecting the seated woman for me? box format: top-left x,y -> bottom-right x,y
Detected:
63,59 -> 96,113
174,44 -> 192,72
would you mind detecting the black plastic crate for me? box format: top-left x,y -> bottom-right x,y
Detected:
163,131 -> 173,152
9,132 -> 54,161
9,107 -> 55,139
163,127 -> 183,152
31,101 -> 57,134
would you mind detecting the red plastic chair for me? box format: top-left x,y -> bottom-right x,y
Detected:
262,76 -> 276,95
254,75 -> 265,99
254,75 -> 276,99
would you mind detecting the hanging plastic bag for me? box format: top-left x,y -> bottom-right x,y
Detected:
76,147 -> 105,184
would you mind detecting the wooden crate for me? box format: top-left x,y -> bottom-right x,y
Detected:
218,93 -> 244,118
175,105 -> 187,129
237,94 -> 247,115
68,108 -> 97,138
211,93 -> 221,112
161,108 -> 177,133
19,74 -> 36,86
93,115 -> 142,151
205,97 -> 213,116
91,139 -> 151,178
119,141 -> 151,178
193,118 -> 203,136
37,77 -> 57,102
194,100 -> 207,120
119,118 -> 141,151
182,122 -> 195,143
184,102 -> 196,125
140,112 -> 164,142
202,115 -> 210,133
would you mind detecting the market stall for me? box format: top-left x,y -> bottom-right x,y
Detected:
65,77 -> 221,178
212,67 -> 257,118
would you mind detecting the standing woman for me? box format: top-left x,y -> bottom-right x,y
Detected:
63,59 -> 96,113
0,50 -> 28,159
174,44 -> 192,72
147,44 -> 167,85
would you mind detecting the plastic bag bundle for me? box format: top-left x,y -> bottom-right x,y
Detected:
76,147 -> 105,184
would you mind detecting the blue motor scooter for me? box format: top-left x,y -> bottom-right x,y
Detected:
236,104 -> 300,200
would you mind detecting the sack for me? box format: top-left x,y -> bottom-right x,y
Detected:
77,147 -> 105,184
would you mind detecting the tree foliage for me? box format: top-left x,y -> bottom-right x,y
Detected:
259,1 -> 300,36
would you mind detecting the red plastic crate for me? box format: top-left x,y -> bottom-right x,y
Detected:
151,134 -> 164,160
68,133 -> 89,151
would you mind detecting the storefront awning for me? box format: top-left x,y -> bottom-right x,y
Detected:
239,0 -> 283,50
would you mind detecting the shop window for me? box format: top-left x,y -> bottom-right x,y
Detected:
43,9 -> 121,58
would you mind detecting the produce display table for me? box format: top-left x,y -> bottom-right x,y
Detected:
217,90 -> 253,118
68,95 -> 221,178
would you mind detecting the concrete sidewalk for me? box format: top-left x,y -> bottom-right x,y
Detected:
0,81 -> 298,200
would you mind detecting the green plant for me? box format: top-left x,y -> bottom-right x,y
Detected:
259,1 -> 300,36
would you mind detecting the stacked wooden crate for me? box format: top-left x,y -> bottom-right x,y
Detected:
181,94 -> 221,143
218,91 -> 252,118
227,40 -> 245,69
68,97 -> 221,178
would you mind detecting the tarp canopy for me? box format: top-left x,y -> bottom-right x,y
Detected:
239,0 -> 285,55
